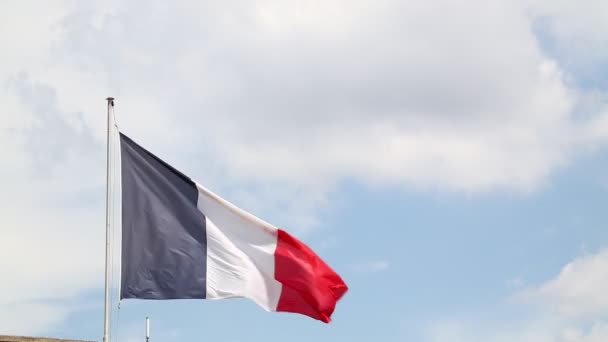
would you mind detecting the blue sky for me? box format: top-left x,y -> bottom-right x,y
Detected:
2,1 -> 608,341
41,153 -> 608,342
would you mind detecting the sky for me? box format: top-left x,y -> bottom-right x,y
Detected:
1,0 -> 608,341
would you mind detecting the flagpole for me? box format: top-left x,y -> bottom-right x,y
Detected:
104,97 -> 115,342
145,317 -> 150,342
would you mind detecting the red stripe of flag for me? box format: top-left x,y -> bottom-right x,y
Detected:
274,229 -> 348,322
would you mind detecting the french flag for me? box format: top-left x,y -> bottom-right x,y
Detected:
119,133 -> 348,322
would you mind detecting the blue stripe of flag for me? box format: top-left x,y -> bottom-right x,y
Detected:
120,133 -> 207,299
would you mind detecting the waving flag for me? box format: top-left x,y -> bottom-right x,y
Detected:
119,133 -> 347,322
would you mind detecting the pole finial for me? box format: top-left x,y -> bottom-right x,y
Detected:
106,97 -> 115,106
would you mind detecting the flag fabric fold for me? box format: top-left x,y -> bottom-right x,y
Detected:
119,133 -> 347,322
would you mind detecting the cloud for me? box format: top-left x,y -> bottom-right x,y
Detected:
0,74 -> 107,335
9,0 -> 607,194
528,0 -> 608,89
522,249 -> 608,318
349,260 -> 390,273
425,247 -> 608,342
507,276 -> 526,289
0,303 -> 73,337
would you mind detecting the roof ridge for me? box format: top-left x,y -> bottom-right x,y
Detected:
0,336 -> 94,342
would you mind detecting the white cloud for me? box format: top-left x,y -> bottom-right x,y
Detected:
8,0 -> 608,194
1,0 -> 608,336
522,249 -> 608,318
0,303 -> 73,336
528,0 -> 608,86
425,247 -> 608,342
507,276 -> 526,289
0,77 -> 108,336
349,261 -> 389,273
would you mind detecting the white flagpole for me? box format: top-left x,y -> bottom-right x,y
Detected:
104,97 -> 115,342
145,317 -> 150,342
